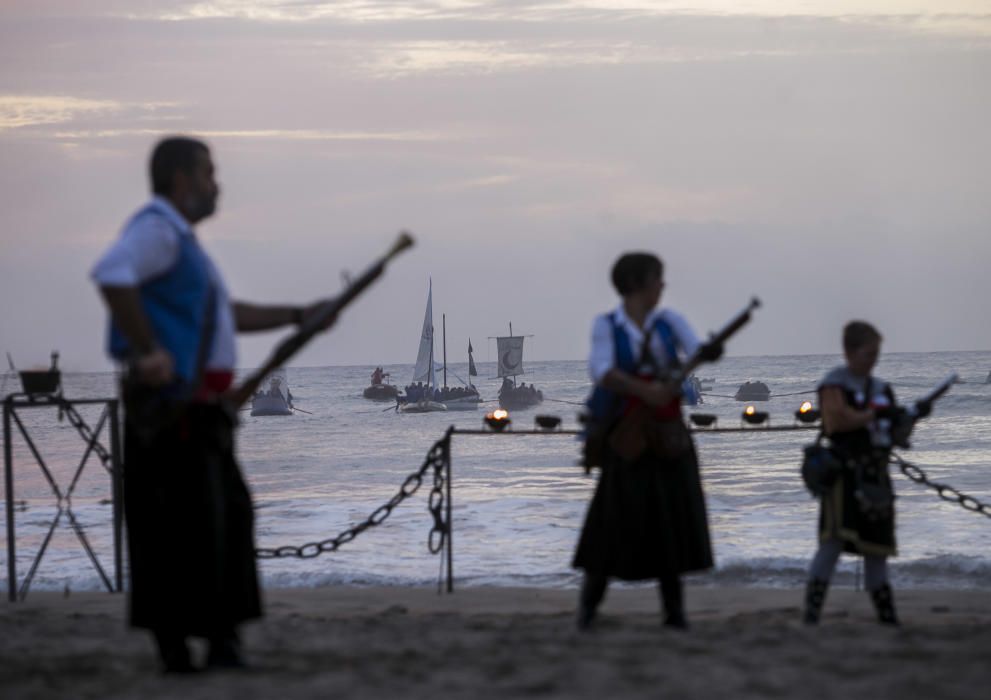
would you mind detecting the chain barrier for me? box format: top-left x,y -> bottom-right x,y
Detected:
58,402 -> 114,472
254,433 -> 450,559
892,452 -> 991,519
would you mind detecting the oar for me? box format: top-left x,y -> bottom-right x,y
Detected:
227,232 -> 415,408
292,406 -> 314,415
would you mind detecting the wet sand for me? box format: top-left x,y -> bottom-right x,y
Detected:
1,585 -> 989,699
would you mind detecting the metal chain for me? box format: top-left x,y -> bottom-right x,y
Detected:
255,435 -> 449,559
892,452 -> 991,519
58,402 -> 114,472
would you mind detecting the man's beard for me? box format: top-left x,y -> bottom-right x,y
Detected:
182,191 -> 217,223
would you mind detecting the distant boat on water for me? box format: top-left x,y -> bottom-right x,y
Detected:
363,367 -> 399,401
493,323 -> 543,410
251,371 -> 295,416
398,280 -> 446,413
436,316 -> 482,412
734,380 -> 771,402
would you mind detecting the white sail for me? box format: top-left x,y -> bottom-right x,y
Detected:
496,335 -> 525,378
412,280 -> 436,387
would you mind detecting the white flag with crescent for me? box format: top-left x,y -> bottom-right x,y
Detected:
496,335 -> 525,378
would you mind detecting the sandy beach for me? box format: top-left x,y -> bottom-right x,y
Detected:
1,585 -> 989,699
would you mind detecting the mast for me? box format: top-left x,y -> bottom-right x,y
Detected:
509,322 -> 516,386
443,313 -> 447,388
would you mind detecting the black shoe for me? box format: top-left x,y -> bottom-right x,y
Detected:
577,604 -> 597,631
870,584 -> 900,626
154,632 -> 196,674
207,636 -> 247,669
659,575 -> 687,630
577,573 -> 607,631
803,578 -> 829,625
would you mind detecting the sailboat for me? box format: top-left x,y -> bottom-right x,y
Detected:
436,319 -> 483,411
398,280 -> 447,413
493,323 -> 543,410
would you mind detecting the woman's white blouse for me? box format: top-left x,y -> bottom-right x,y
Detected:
588,305 -> 701,383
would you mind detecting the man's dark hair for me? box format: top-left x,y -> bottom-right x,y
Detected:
149,137 -> 209,196
611,252 -> 663,296
843,320 -> 882,352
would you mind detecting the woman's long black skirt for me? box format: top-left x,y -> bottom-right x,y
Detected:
573,438 -> 713,580
123,400 -> 262,635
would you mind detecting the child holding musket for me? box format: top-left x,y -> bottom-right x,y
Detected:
803,320 -> 935,625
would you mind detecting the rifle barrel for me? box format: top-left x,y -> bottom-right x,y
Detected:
229,232 -> 414,407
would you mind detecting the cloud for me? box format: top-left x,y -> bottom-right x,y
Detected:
116,1 -> 991,27
0,96 -> 123,130
45,127 -> 461,143
357,39 -> 811,78
0,95 -> 181,132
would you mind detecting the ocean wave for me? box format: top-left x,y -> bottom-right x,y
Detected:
6,554 -> 988,594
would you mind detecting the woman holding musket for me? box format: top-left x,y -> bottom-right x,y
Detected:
804,321 -> 923,625
574,252 -> 720,629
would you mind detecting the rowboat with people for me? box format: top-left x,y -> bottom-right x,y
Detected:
363,366 -> 400,401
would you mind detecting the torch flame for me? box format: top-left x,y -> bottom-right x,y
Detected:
745,405 -> 755,415
492,409 -> 509,420
799,401 -> 813,413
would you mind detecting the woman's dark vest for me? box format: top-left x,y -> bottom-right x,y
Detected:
585,312 -> 684,424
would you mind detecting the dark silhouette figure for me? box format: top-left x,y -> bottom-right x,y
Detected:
92,136 -> 328,672
574,252 -> 715,630
804,321 -> 902,626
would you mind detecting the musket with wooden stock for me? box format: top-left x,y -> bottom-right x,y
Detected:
664,296 -> 761,387
603,297 -> 762,463
226,231 -> 415,408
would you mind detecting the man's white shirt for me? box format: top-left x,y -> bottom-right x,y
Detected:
90,196 -> 237,371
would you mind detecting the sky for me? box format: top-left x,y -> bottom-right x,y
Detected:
1,1 -> 989,372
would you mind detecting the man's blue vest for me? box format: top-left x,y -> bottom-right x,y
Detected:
585,312 -> 697,421
107,204 -> 213,389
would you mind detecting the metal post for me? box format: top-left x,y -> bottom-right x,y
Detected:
109,399 -> 123,593
4,397 -> 15,602
3,395 -> 122,600
444,428 -> 453,593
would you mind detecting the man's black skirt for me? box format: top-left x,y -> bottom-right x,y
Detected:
123,399 -> 262,635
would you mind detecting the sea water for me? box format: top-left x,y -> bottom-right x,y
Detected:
2,351 -> 990,594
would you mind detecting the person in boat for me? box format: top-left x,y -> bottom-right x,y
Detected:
574,251 -> 722,630
405,382 -> 422,402
371,367 -> 384,386
91,136 -> 331,672
803,321 -> 922,626
500,377 -> 513,395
